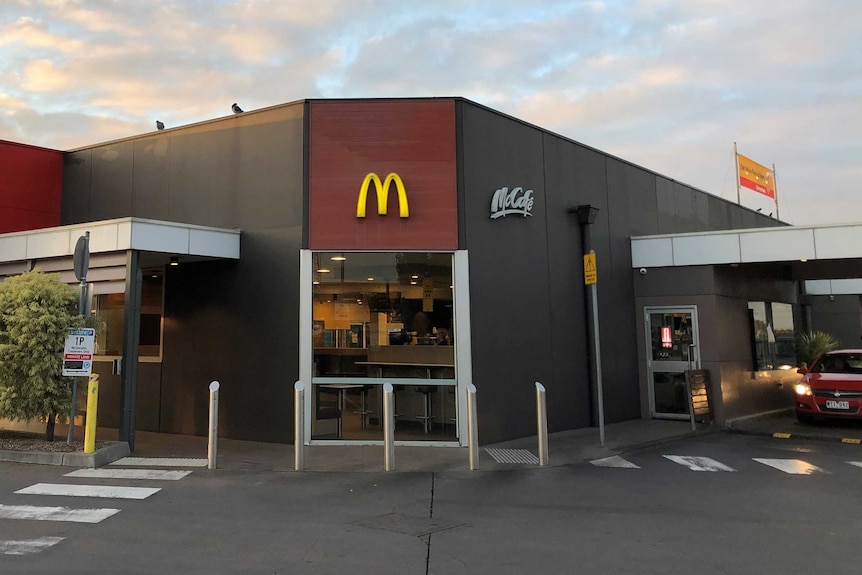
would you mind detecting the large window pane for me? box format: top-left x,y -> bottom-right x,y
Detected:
311,252 -> 456,441
93,272 -> 164,358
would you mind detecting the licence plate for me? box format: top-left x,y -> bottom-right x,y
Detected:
826,400 -> 850,410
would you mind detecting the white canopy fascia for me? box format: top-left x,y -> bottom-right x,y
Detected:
0,217 -> 240,263
631,222 -> 862,268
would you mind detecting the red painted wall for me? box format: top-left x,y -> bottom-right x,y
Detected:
308,100 -> 458,250
0,141 -> 63,233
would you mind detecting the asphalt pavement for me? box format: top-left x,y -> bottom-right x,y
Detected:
2,430 -> 862,573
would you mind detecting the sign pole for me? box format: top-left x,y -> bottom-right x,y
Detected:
733,142 -> 741,207
772,163 -> 780,220
68,232 -> 90,445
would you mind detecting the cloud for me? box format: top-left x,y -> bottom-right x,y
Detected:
0,0 -> 859,225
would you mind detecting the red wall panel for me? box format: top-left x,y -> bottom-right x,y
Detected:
0,141 -> 62,233
308,100 -> 458,250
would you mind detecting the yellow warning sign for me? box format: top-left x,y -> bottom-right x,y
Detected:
583,253 -> 597,285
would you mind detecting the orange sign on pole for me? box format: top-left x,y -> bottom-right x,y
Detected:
737,153 -> 775,199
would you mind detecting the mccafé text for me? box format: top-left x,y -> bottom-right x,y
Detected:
490,186 -> 534,219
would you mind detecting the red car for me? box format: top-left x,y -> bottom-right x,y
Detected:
795,350 -> 862,423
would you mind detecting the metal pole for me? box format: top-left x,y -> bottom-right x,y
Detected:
68,232 -> 90,446
734,142 -> 741,206
687,345 -> 697,432
466,383 -> 478,470
590,275 -> 605,447
383,383 -> 394,471
207,381 -> 219,470
536,382 -> 549,466
294,381 -> 305,471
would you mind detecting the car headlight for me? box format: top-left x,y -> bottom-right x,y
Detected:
795,383 -> 812,396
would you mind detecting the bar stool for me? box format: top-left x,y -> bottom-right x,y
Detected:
414,385 -> 437,434
352,385 -> 375,430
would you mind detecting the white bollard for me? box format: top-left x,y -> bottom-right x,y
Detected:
536,382 -> 549,466
294,381 -> 305,471
383,383 -> 394,471
207,381 -> 220,470
467,383 -> 478,471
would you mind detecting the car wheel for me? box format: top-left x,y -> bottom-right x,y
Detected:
797,412 -> 816,424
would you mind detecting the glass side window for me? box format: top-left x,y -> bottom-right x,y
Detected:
814,354 -> 862,374
93,272 -> 164,358
748,301 -> 797,371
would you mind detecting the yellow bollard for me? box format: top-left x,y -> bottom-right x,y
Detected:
83,374 -> 100,454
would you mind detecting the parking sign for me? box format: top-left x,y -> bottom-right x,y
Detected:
63,328 -> 95,376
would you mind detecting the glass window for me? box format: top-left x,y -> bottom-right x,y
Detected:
311,252 -> 456,442
748,301 -> 796,371
93,272 -> 164,358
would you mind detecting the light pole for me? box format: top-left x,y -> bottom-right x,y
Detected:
569,204 -> 605,446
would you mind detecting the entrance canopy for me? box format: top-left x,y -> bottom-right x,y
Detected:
0,217 -> 240,291
631,222 -> 862,294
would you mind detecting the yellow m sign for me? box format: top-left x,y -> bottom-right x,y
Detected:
356,172 -> 410,218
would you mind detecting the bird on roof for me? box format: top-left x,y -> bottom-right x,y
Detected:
231,103 -> 244,114
156,120 -> 165,130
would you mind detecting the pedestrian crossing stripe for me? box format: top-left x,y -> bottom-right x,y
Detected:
0,536 -> 65,555
663,455 -> 736,472
753,458 -> 827,475
591,456 -> 640,469
0,504 -> 120,523
848,462 -> 862,469
65,468 -> 192,481
15,483 -> 161,500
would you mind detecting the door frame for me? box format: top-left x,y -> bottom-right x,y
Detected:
644,305 -> 701,420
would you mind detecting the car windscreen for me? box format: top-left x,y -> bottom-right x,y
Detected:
813,354 -> 862,374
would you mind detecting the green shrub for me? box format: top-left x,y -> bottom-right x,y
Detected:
795,331 -> 839,367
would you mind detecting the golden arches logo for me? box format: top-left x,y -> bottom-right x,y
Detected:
356,172 -> 409,218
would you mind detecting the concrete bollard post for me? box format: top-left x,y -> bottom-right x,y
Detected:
536,381 -> 549,466
467,383 -> 478,470
383,383 -> 394,471
294,381 -> 305,471
207,381 -> 219,470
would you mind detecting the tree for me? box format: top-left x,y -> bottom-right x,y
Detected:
0,271 -> 86,441
796,330 -> 840,368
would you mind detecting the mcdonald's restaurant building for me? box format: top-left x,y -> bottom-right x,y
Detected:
1,98 -> 800,450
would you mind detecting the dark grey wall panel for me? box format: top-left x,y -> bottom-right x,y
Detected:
62,152 -> 91,224
655,178 -> 675,234
672,181 -> 696,234
542,136 -> 603,431
89,142 -> 134,220
62,104 -> 305,443
809,295 -> 862,348
459,104 -> 556,443
131,136 -> 171,220
707,195 -> 730,230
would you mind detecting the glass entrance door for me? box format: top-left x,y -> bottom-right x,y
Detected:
645,307 -> 700,420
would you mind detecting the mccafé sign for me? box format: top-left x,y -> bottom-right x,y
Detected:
356,172 -> 410,218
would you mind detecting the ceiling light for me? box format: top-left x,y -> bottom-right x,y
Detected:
411,274 -> 419,279
331,255 -> 346,261
367,277 -> 374,281
410,281 -> 417,285
169,257 -> 179,266
800,259 -> 808,262
312,281 -> 320,285
316,268 -> 331,273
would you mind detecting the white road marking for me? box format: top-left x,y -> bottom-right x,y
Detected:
753,458 -> 827,475
110,457 -> 208,467
64,468 -> 192,481
663,455 -> 736,472
0,536 -> 65,555
591,455 -> 640,469
15,483 -> 161,500
848,461 -> 862,469
0,504 -> 119,523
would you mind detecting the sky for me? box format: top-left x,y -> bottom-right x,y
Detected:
1,0 -> 859,226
